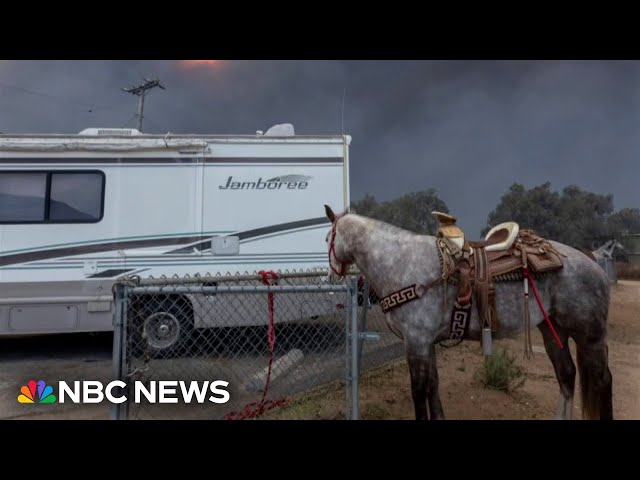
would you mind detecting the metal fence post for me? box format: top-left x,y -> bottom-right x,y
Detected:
111,283 -> 127,420
345,280 -> 351,419
350,277 -> 359,420
358,280 -> 369,371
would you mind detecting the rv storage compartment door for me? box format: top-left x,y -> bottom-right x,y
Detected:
9,304 -> 79,332
212,236 -> 239,255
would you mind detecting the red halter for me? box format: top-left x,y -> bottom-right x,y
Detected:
328,219 -> 349,277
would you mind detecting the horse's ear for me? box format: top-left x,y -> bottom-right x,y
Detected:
324,204 -> 336,223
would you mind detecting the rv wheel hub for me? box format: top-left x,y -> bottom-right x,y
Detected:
144,312 -> 181,350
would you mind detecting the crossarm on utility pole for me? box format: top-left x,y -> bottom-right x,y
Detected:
122,78 -> 165,132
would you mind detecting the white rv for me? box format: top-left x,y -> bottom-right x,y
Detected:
0,125 -> 350,353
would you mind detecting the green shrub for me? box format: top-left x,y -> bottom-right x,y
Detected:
474,347 -> 526,392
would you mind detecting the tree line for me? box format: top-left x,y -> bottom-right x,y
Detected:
351,182 -> 640,250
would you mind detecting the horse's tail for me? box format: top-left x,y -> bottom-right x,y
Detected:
576,341 -> 613,420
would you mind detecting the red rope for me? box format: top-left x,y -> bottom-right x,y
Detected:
523,268 -> 564,349
225,270 -> 288,420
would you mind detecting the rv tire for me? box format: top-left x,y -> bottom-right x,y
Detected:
130,295 -> 194,359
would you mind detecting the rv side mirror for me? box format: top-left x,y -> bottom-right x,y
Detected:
211,236 -> 240,256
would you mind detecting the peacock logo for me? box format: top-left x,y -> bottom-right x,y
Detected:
18,380 -> 57,404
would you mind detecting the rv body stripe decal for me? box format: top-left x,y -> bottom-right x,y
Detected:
23,254 -> 328,268
0,235 -> 202,267
3,259 -> 326,271
0,217 -> 331,267
167,218 -> 329,255
87,269 -> 136,278
0,231 -> 233,256
26,252 -> 328,265
204,158 -> 343,164
0,157 -> 344,164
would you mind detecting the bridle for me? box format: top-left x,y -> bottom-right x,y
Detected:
328,218 -> 350,277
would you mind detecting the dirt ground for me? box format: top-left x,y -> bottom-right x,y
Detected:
266,280 -> 640,420
1,280 -> 637,420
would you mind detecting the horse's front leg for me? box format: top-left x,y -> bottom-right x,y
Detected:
407,352 -> 429,420
427,344 -> 445,420
407,343 -> 444,420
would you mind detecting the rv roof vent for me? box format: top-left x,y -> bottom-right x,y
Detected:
264,123 -> 295,137
78,128 -> 142,136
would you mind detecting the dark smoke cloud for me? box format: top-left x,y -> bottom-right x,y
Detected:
0,60 -> 638,235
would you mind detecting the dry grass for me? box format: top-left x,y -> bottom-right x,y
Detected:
617,263 -> 640,280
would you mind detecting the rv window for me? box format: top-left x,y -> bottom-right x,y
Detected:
0,173 -> 47,222
0,170 -> 104,223
49,173 -> 103,222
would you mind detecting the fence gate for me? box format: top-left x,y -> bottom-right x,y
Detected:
111,272 -> 378,420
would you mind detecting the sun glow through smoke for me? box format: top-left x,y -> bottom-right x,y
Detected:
182,60 -> 221,68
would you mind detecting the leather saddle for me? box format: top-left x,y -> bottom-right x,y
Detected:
432,212 -> 564,333
433,212 -> 520,251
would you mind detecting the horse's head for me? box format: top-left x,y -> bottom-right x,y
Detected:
324,204 -> 353,283
596,239 -> 625,259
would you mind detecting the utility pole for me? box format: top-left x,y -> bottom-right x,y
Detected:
122,78 -> 165,132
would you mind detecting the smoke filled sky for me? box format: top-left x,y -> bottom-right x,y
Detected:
1,60 -> 638,235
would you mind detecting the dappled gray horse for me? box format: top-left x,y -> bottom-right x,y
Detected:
324,206 -> 613,420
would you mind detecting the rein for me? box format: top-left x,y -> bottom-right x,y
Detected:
328,219 -> 349,277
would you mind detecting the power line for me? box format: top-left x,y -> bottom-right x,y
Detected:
120,112 -> 138,129
0,79 -> 115,111
141,116 -> 168,133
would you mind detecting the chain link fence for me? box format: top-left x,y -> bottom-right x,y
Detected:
111,270 -> 403,420
356,278 -> 406,377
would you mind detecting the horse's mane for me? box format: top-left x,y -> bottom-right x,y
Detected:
344,213 -> 426,240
